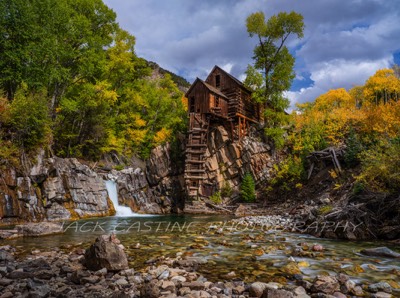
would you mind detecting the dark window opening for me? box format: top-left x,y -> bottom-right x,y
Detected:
215,96 -> 219,107
216,75 -> 221,88
190,97 -> 195,113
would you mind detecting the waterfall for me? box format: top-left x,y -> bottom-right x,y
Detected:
5,195 -> 14,217
105,180 -> 137,217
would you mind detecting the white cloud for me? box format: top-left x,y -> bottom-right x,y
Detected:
104,0 -> 400,107
287,58 -> 393,110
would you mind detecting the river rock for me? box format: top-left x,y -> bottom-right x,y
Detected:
368,282 -> 392,293
0,250 -> 14,264
142,279 -> 161,298
311,275 -> 340,294
371,292 -> 393,298
360,247 -> 400,258
16,222 -> 63,237
181,281 -> 205,290
262,288 -> 294,298
250,282 -> 270,297
84,234 -> 129,271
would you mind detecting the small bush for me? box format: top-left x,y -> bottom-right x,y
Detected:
352,181 -> 365,195
220,181 -> 233,198
344,127 -> 363,167
113,164 -> 125,171
209,191 -> 222,204
318,205 -> 333,215
240,172 -> 256,202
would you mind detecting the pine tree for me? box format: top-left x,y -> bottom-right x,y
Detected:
240,172 -> 256,202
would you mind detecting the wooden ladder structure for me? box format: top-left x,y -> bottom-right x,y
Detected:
185,113 -> 209,198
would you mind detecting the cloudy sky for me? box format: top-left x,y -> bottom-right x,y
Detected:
104,0 -> 400,108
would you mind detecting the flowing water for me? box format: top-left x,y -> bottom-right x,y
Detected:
4,215 -> 400,286
105,180 -> 152,217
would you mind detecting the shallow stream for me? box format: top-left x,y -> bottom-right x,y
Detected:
4,215 -> 400,286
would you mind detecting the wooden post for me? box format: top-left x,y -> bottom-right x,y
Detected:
238,117 -> 241,139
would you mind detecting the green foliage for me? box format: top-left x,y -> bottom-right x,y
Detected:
318,205 -> 333,215
5,87 -> 51,150
344,127 -> 363,167
357,140 -> 400,193
268,156 -> 305,192
245,10 -> 304,148
220,181 -> 233,198
113,164 -> 125,171
352,181 -> 365,195
240,173 -> 256,202
0,0 -> 187,161
209,191 -> 222,205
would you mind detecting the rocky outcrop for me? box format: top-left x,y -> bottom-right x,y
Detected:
185,125 -> 275,213
145,142 -> 185,213
0,143 -> 186,224
204,126 -> 273,193
0,156 -> 115,224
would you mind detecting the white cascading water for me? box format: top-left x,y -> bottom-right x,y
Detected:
105,180 -> 137,217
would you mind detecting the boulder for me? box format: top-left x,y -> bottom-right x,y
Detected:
84,234 -> 129,271
16,222 -> 63,237
360,247 -> 400,258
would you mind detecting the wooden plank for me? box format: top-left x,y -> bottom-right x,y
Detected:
187,144 -> 207,147
186,160 -> 206,164
235,112 -> 259,123
184,176 -> 205,180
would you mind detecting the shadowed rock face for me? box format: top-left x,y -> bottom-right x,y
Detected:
0,156 -> 115,224
84,234 -> 128,272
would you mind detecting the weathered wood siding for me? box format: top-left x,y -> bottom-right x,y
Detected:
206,67 -> 261,122
187,80 -> 229,117
187,82 -> 209,114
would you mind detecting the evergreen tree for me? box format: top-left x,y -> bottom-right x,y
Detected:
240,172 -> 256,202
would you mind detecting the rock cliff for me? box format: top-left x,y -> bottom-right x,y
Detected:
184,125 -> 275,213
0,156 -> 114,224
204,125 -> 273,192
0,126 -> 275,223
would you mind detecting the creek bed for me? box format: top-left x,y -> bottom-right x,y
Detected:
3,215 -> 400,286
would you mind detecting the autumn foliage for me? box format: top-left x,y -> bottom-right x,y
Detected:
272,68 -> 400,193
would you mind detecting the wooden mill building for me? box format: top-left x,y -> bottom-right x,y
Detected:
184,66 -> 262,198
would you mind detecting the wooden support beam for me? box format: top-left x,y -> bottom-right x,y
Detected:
235,112 -> 259,124
238,117 -> 241,140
